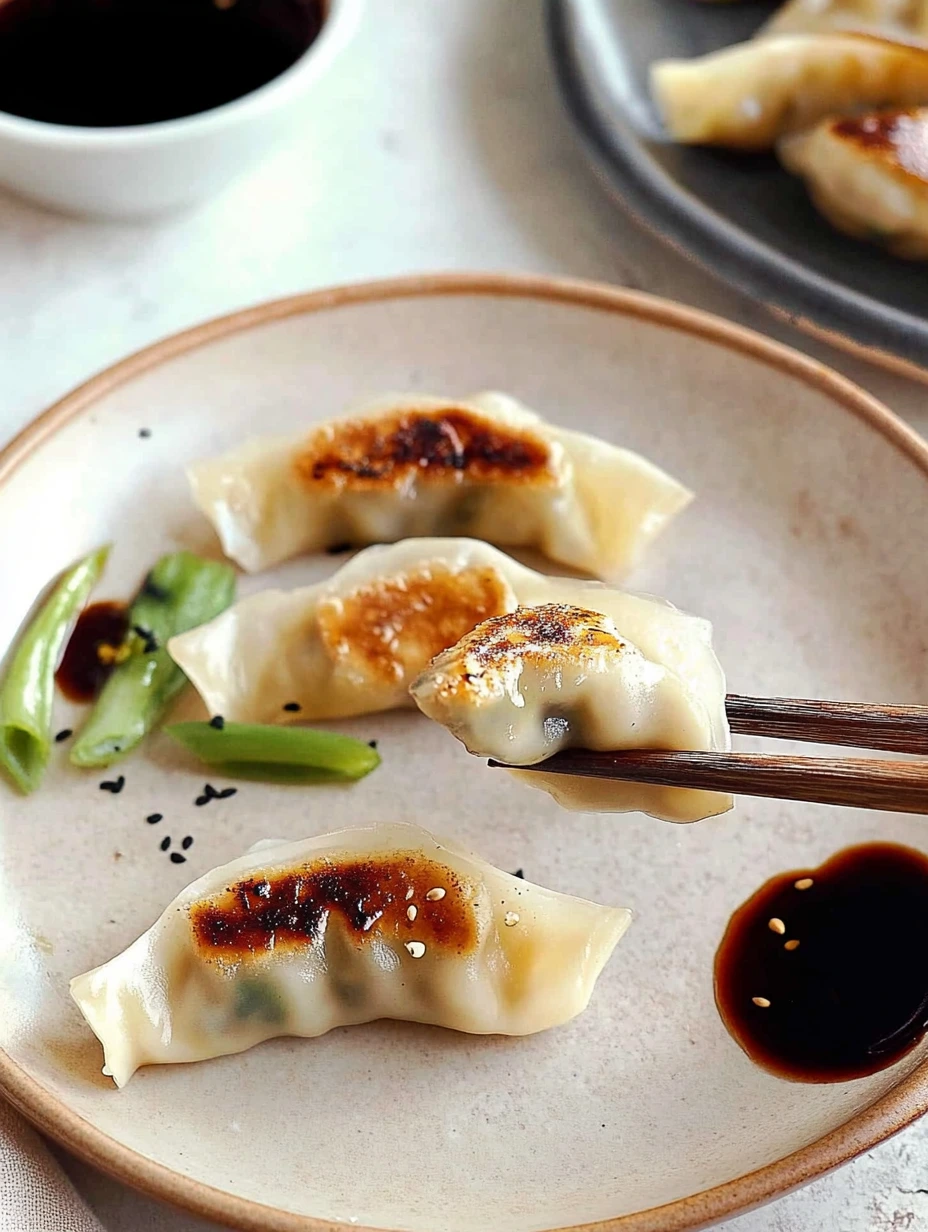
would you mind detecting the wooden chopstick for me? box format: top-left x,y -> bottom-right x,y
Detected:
727,694 -> 928,754
490,751 -> 928,814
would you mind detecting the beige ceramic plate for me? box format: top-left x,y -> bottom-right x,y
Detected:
2,274 -> 928,1232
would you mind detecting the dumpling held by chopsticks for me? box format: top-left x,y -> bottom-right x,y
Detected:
410,604 -> 732,824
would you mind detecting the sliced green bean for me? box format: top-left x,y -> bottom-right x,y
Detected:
0,545 -> 110,794
71,552 -> 236,768
166,721 -> 380,783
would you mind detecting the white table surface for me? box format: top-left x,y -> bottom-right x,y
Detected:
3,1 -> 928,1228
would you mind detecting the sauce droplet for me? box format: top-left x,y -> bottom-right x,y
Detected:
56,601 -> 129,703
715,842 -> 928,1082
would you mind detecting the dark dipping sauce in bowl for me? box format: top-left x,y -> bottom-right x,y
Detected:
0,0 -> 325,127
715,843 -> 928,1083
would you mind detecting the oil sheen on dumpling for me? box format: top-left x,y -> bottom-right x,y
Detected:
167,538 -> 727,728
651,34 -> 928,149
780,107 -> 928,256
763,0 -> 928,39
187,392 -> 690,579
410,604 -> 732,824
70,822 -> 631,1087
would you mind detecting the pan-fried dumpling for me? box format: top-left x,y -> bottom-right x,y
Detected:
70,822 -> 631,1086
410,605 -> 732,824
779,107 -> 928,256
651,34 -> 928,150
187,392 -> 690,578
763,0 -> 928,39
168,538 -> 728,731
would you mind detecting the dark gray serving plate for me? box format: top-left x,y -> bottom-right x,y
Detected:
548,0 -> 928,377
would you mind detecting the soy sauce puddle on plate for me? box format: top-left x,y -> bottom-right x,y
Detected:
715,842 -> 928,1083
0,0 -> 325,128
56,601 -> 129,702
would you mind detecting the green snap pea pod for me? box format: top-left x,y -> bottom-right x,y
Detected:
0,545 -> 110,793
71,552 -> 236,768
165,721 -> 381,784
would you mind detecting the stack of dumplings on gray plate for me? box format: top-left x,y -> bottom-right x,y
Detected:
652,0 -> 928,259
72,390 -> 730,1085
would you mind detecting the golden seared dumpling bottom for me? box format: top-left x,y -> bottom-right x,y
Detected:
780,108 -> 928,257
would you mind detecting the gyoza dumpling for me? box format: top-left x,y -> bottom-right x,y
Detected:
763,0 -> 928,39
187,392 -> 690,578
70,822 -> 630,1086
411,607 -> 731,824
168,538 -> 728,732
410,605 -> 732,824
651,34 -> 928,149
780,107 -> 928,256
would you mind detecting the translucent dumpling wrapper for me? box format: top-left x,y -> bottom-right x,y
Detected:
779,107 -> 928,257
70,822 -> 631,1087
762,0 -> 928,39
187,391 -> 690,579
410,604 -> 732,824
168,538 -> 729,733
651,33 -> 928,150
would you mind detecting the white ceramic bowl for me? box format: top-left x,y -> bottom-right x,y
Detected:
0,0 -> 359,218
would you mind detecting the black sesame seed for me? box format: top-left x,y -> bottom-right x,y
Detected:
283,701 -> 302,713
204,783 -> 220,799
182,835 -> 193,850
209,715 -> 225,730
141,574 -> 169,601
133,625 -> 159,654
195,795 -> 209,807
55,729 -> 73,743
160,836 -> 171,851
170,852 -> 187,864
512,868 -> 525,879
146,813 -> 163,825
217,787 -> 238,799
368,739 -> 378,749
138,428 -> 152,439
100,776 -> 125,794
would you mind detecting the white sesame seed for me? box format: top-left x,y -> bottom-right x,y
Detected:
405,940 -> 426,959
768,917 -> 786,935
752,996 -> 771,1008
407,905 -> 418,921
405,887 -> 415,901
426,887 -> 446,901
784,939 -> 800,951
794,878 -> 814,891
504,911 -> 520,927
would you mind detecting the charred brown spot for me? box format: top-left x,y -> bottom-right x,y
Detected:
189,852 -> 478,962
294,407 -> 555,491
832,109 -> 928,179
316,563 -> 513,685
458,604 -> 621,667
422,604 -> 625,699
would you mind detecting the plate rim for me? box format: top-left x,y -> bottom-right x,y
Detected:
546,0 -> 928,386
2,270 -> 928,1232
